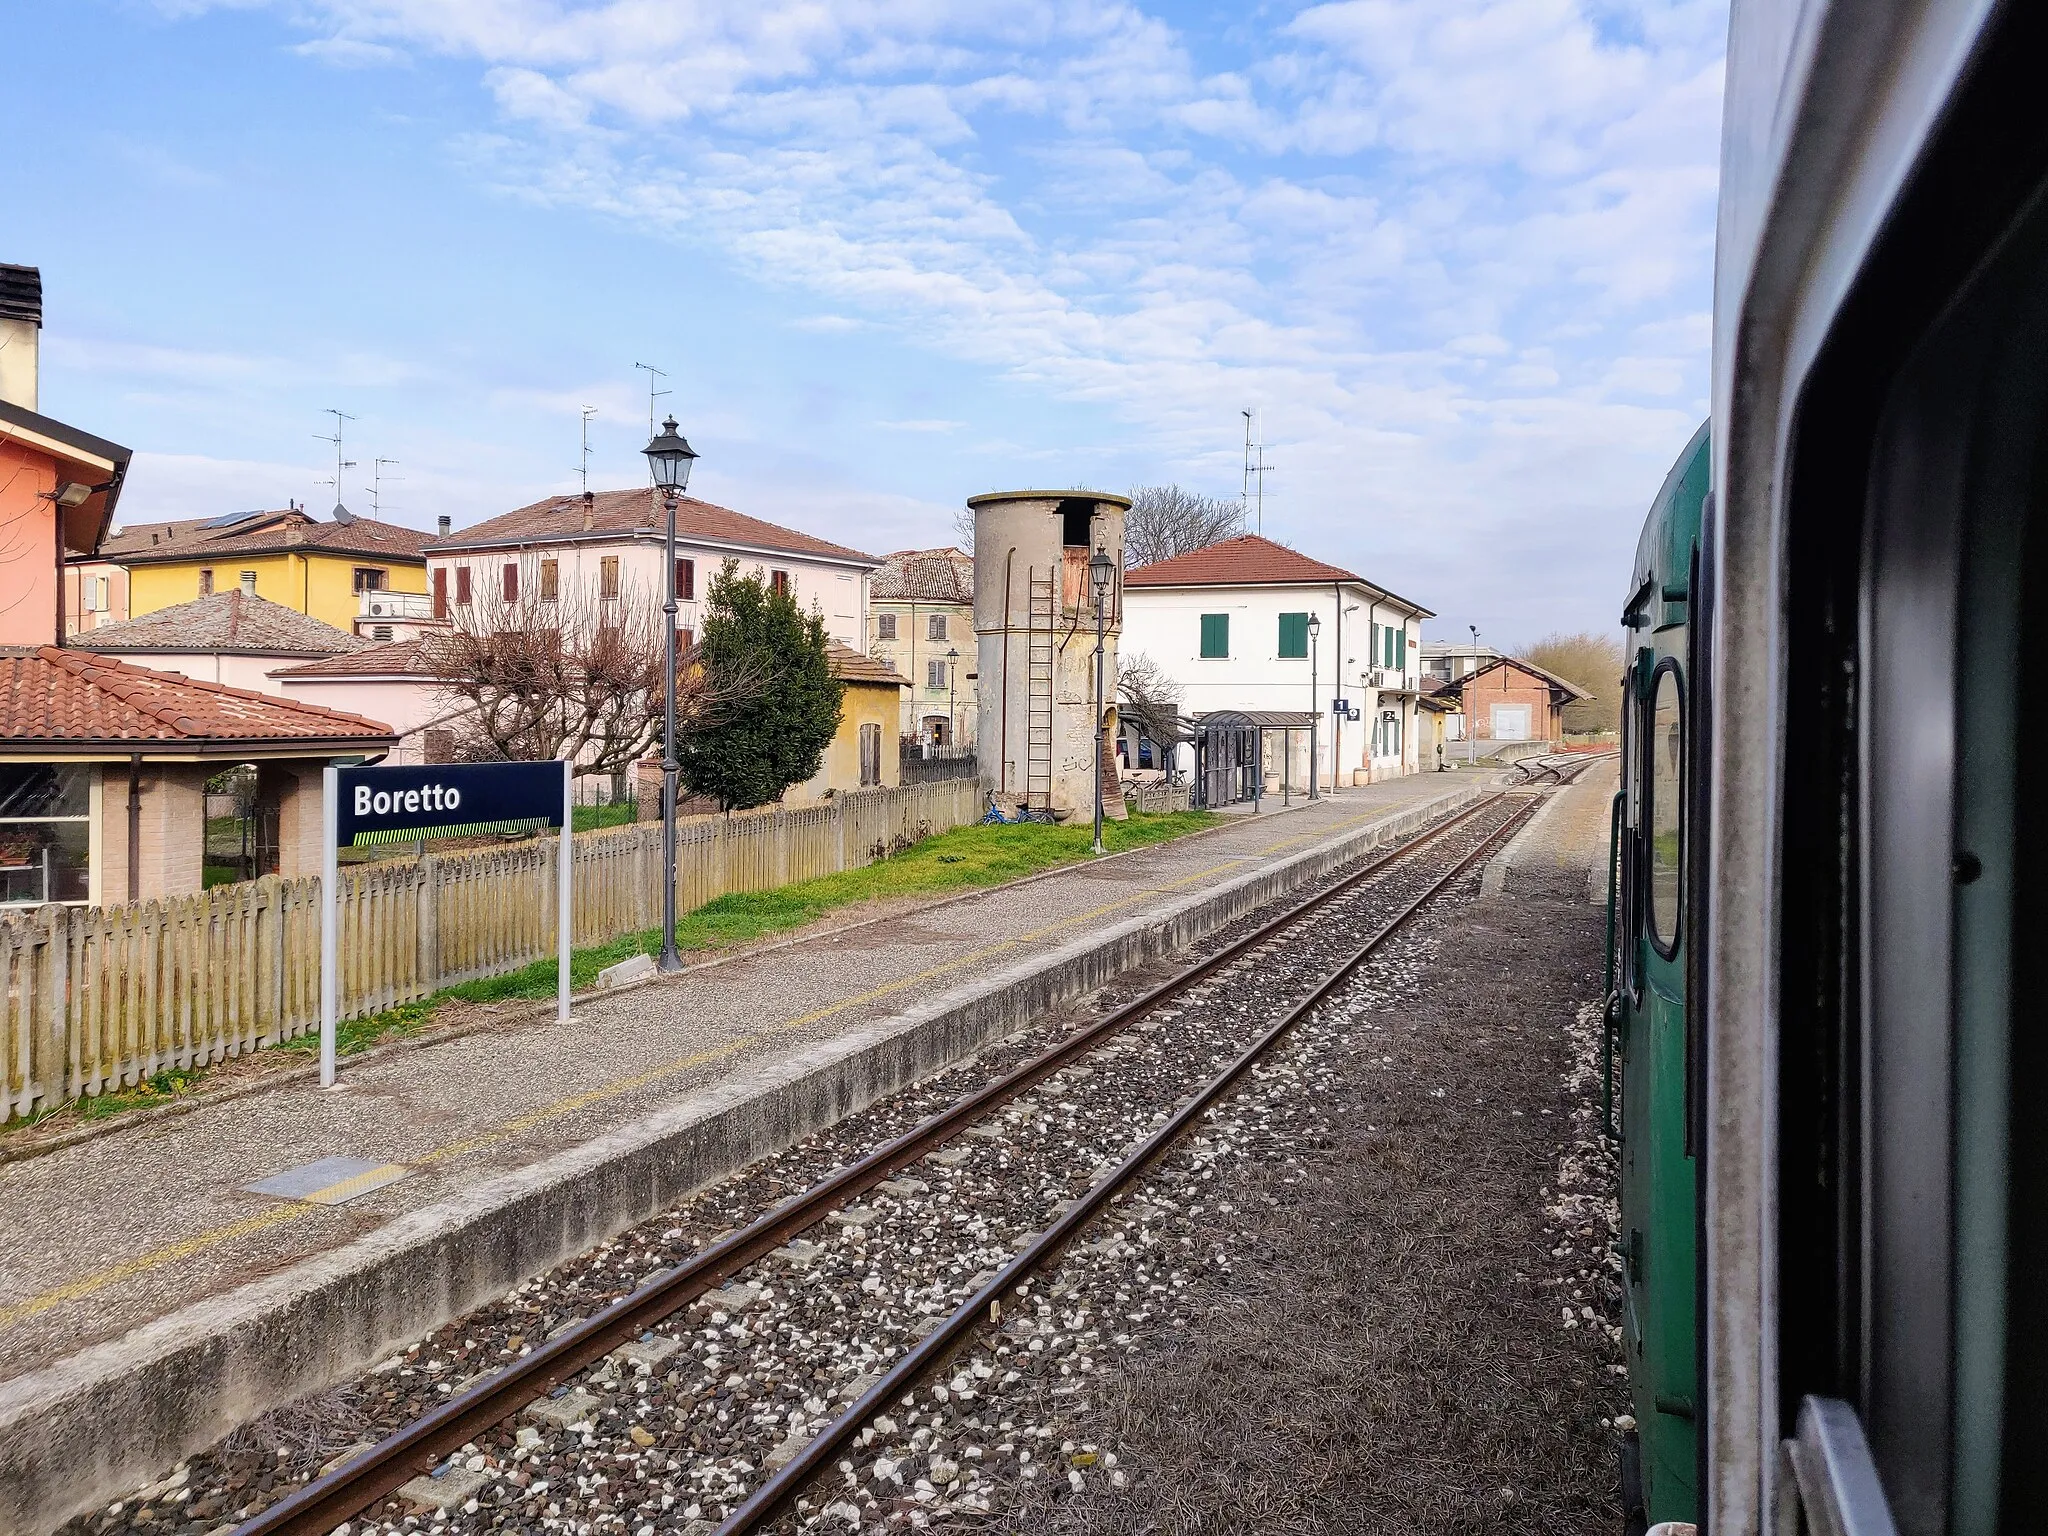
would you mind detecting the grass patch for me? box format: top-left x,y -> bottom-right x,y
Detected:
4,809 -> 1218,1134
572,802 -> 639,833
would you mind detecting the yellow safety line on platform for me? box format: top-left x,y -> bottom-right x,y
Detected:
1,797 -> 1417,1333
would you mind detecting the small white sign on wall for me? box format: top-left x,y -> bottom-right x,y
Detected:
1491,704 -> 1532,742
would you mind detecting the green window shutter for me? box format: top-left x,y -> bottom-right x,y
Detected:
1384,626 -> 1395,667
1278,612 -> 1308,658
1395,627 -> 1407,667
1200,613 -> 1229,658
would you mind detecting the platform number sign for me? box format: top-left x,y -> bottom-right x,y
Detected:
320,760 -> 575,1087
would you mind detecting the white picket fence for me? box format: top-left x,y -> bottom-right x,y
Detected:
0,779 -> 981,1121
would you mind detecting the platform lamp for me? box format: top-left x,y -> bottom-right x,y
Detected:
1467,623 -> 1481,766
643,414 -> 699,974
1308,611 -> 1322,800
945,647 -> 960,745
1089,544 -> 1116,855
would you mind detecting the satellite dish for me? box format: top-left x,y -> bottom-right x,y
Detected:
332,503 -> 357,525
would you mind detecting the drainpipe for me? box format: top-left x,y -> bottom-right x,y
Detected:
126,755 -> 142,903
1000,546 -> 1016,794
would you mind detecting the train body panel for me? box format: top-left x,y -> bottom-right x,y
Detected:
1617,419 -> 1708,1529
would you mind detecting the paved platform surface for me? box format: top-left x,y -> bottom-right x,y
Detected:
0,773 -> 1471,1383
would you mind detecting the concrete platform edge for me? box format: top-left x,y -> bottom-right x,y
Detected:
0,783 -> 1484,1534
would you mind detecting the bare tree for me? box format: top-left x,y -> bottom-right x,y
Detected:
1117,650 -> 1185,753
951,505 -> 976,555
1123,485 -> 1243,568
1523,630 -> 1625,735
428,576 -> 759,779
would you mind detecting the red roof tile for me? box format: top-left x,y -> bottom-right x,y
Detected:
96,511 -> 433,564
427,488 -> 878,566
0,647 -> 397,751
873,548 -> 973,603
827,639 -> 908,687
1124,535 -> 1359,588
78,589 -> 364,656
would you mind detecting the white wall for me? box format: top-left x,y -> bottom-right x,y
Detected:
429,538 -> 870,650
86,649 -> 313,697
269,673 -> 456,763
1122,582 -> 1427,783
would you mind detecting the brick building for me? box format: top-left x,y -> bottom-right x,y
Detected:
1432,655 -> 1588,754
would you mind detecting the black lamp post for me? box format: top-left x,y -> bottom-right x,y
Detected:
643,414 -> 698,973
945,647 -> 960,745
1089,545 -> 1115,855
1308,611 -> 1322,800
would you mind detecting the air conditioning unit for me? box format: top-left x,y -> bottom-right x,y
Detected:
369,600 -> 391,617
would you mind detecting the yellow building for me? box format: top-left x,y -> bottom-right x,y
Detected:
83,507 -> 430,633
786,642 -> 911,803
869,547 -> 975,746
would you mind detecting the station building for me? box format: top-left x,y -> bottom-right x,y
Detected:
1122,535 -> 1434,789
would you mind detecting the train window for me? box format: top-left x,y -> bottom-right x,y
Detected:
1647,663 -> 1683,950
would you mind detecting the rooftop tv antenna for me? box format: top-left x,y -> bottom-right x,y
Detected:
633,362 -> 670,439
1240,409 -> 1272,535
315,408 -> 357,522
579,405 -> 598,494
368,458 -> 401,519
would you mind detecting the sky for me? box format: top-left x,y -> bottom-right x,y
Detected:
3,0 -> 1724,644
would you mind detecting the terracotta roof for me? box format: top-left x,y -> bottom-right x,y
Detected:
271,637 -> 440,679
1430,654 -> 1592,702
827,639 -> 908,687
76,589 -> 365,657
95,510 -> 433,565
0,647 -> 396,752
873,548 -> 973,604
1123,534 -> 1434,615
427,488 -> 878,566
1124,535 -> 1358,588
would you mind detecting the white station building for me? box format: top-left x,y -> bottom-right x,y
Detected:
1121,535 -> 1434,787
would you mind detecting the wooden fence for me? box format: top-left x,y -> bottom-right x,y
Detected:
0,779 -> 981,1122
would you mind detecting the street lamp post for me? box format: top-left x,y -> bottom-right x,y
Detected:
1308,611 -> 1321,800
945,647 -> 959,746
642,415 -> 699,973
1088,546 -> 1115,855
1466,623 -> 1480,767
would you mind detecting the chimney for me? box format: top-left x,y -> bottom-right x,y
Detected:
240,571 -> 257,597
437,514 -> 452,537
285,520 -> 302,546
582,490 -> 595,532
0,264 -> 42,411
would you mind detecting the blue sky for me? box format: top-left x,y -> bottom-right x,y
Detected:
4,0 -> 1723,643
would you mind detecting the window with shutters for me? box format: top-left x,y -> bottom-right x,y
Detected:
353,567 -> 388,594
198,569 -> 214,596
770,569 -> 790,597
676,558 -> 695,599
928,613 -> 947,641
678,627 -> 695,652
859,722 -> 882,786
455,566 -> 472,604
1395,627 -> 1407,668
432,568 -> 448,618
927,659 -> 947,690
1278,612 -> 1309,658
600,556 -> 620,600
1200,613 -> 1229,658
540,560 -> 559,602
502,563 -> 519,601
877,612 -> 898,641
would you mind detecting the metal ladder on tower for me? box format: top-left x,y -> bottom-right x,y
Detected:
1026,568 -> 1056,812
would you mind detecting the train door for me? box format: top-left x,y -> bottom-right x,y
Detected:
1620,631 -> 1699,1530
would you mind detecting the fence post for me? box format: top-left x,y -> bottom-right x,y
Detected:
419,854 -> 442,991
41,905 -> 70,1112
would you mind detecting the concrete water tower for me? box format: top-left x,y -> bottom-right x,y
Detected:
970,489 -> 1130,818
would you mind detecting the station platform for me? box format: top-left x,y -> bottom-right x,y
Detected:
0,772 -> 1477,1410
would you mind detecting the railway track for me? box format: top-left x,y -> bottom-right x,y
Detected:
190,776 -> 1591,1536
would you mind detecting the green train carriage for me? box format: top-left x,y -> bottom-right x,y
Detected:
1612,419 -> 1711,1534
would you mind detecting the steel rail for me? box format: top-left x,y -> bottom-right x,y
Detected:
232,791 -> 1515,1535
715,790 -> 1547,1534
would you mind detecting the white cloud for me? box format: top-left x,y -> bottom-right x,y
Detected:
162,0 -> 1724,636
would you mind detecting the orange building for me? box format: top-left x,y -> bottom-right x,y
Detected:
0,263 -> 395,907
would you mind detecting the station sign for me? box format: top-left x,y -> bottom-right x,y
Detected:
336,761 -> 568,846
